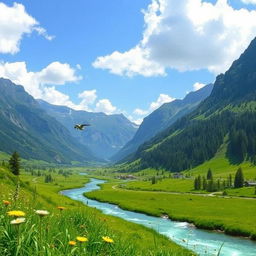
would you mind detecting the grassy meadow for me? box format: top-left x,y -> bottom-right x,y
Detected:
85,181 -> 256,240
0,166 -> 193,256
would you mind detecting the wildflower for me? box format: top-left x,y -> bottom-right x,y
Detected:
76,236 -> 88,243
102,236 -> 114,243
7,210 -> 25,217
10,218 -> 26,225
3,200 -> 11,206
57,206 -> 65,211
35,210 -> 50,217
69,241 -> 76,246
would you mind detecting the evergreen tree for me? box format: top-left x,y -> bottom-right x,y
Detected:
151,176 -> 156,184
207,168 -> 213,180
228,174 -> 232,187
194,177 -> 199,190
198,175 -> 202,190
234,167 -> 244,188
202,176 -> 207,190
9,151 -> 20,176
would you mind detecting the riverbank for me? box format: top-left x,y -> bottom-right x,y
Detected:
85,181 -> 256,240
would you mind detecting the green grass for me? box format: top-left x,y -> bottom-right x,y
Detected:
0,166 -> 193,256
85,181 -> 256,240
124,178 -> 194,193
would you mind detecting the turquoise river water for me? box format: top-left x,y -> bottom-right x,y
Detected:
61,178 -> 256,256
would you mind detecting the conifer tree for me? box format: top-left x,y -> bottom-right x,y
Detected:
207,168 -> 213,180
234,167 -> 244,188
9,151 -> 20,176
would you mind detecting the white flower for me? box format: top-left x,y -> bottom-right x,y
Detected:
10,218 -> 26,225
35,210 -> 50,216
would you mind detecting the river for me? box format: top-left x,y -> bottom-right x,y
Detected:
61,178 -> 256,256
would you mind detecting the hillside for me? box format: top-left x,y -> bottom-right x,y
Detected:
112,84 -> 213,162
0,78 -> 97,164
38,100 -> 138,160
127,37 -> 256,172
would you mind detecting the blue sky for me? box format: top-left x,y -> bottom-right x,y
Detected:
0,0 -> 256,124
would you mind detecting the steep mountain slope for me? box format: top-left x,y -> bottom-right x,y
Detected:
128,37 -> 256,172
112,84 -> 213,162
0,78 -> 96,164
38,100 -> 138,159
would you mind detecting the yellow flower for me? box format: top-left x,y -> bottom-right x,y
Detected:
102,236 -> 114,243
7,210 -> 25,217
3,200 -> 11,206
69,241 -> 76,246
57,206 -> 65,211
35,210 -> 50,217
10,218 -> 26,225
76,236 -> 88,243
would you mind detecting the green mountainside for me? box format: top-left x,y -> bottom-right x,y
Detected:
38,100 -> 138,160
0,78 -> 97,164
112,84 -> 213,162
127,37 -> 256,172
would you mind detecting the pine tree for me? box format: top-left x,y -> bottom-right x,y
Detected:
198,175 -> 202,190
151,176 -> 156,184
202,176 -> 207,190
9,151 -> 20,176
234,167 -> 244,188
194,177 -> 199,190
207,168 -> 213,180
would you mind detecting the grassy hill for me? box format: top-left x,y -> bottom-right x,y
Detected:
0,166 -> 192,256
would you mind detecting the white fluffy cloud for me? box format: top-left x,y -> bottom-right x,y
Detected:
150,94 -> 175,111
0,61 -> 81,106
132,93 -> 175,124
93,0 -> 256,76
0,2 -> 53,54
0,60 -> 119,115
95,99 -> 117,115
193,82 -> 206,91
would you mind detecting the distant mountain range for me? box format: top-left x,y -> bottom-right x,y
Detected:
0,78 -> 96,164
124,37 -> 256,172
38,100 -> 138,160
112,84 -> 213,162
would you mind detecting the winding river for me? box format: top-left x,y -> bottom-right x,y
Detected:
61,178 -> 256,256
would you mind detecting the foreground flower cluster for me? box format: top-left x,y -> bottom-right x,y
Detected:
2,200 -> 115,255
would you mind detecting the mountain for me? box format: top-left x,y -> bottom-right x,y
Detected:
126,37 -> 256,172
38,100 -> 138,160
112,84 -> 213,162
0,78 -> 97,164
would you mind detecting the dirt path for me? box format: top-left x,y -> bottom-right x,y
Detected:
111,184 -> 256,200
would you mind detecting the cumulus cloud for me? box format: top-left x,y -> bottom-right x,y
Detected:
0,2 -> 53,54
77,90 -> 97,111
150,94 -> 175,111
93,0 -> 256,76
95,99 -> 117,115
0,61 -> 81,105
134,108 -> 149,116
193,82 -> 205,91
131,93 -> 175,124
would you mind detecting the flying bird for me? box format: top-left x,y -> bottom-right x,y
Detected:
74,124 -> 90,130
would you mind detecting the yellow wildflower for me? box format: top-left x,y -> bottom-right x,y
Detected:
7,210 -> 25,217
10,218 -> 26,225
76,236 -> 88,243
57,206 -> 65,211
69,241 -> 76,246
102,236 -> 114,243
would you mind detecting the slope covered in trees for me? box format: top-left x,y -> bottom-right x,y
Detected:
128,37 -> 256,172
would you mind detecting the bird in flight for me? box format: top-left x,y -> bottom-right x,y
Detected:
74,124 -> 90,130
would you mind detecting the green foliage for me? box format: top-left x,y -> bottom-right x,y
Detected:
207,169 -> 213,180
86,182 -> 256,240
234,167 -> 244,188
9,151 -> 20,176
